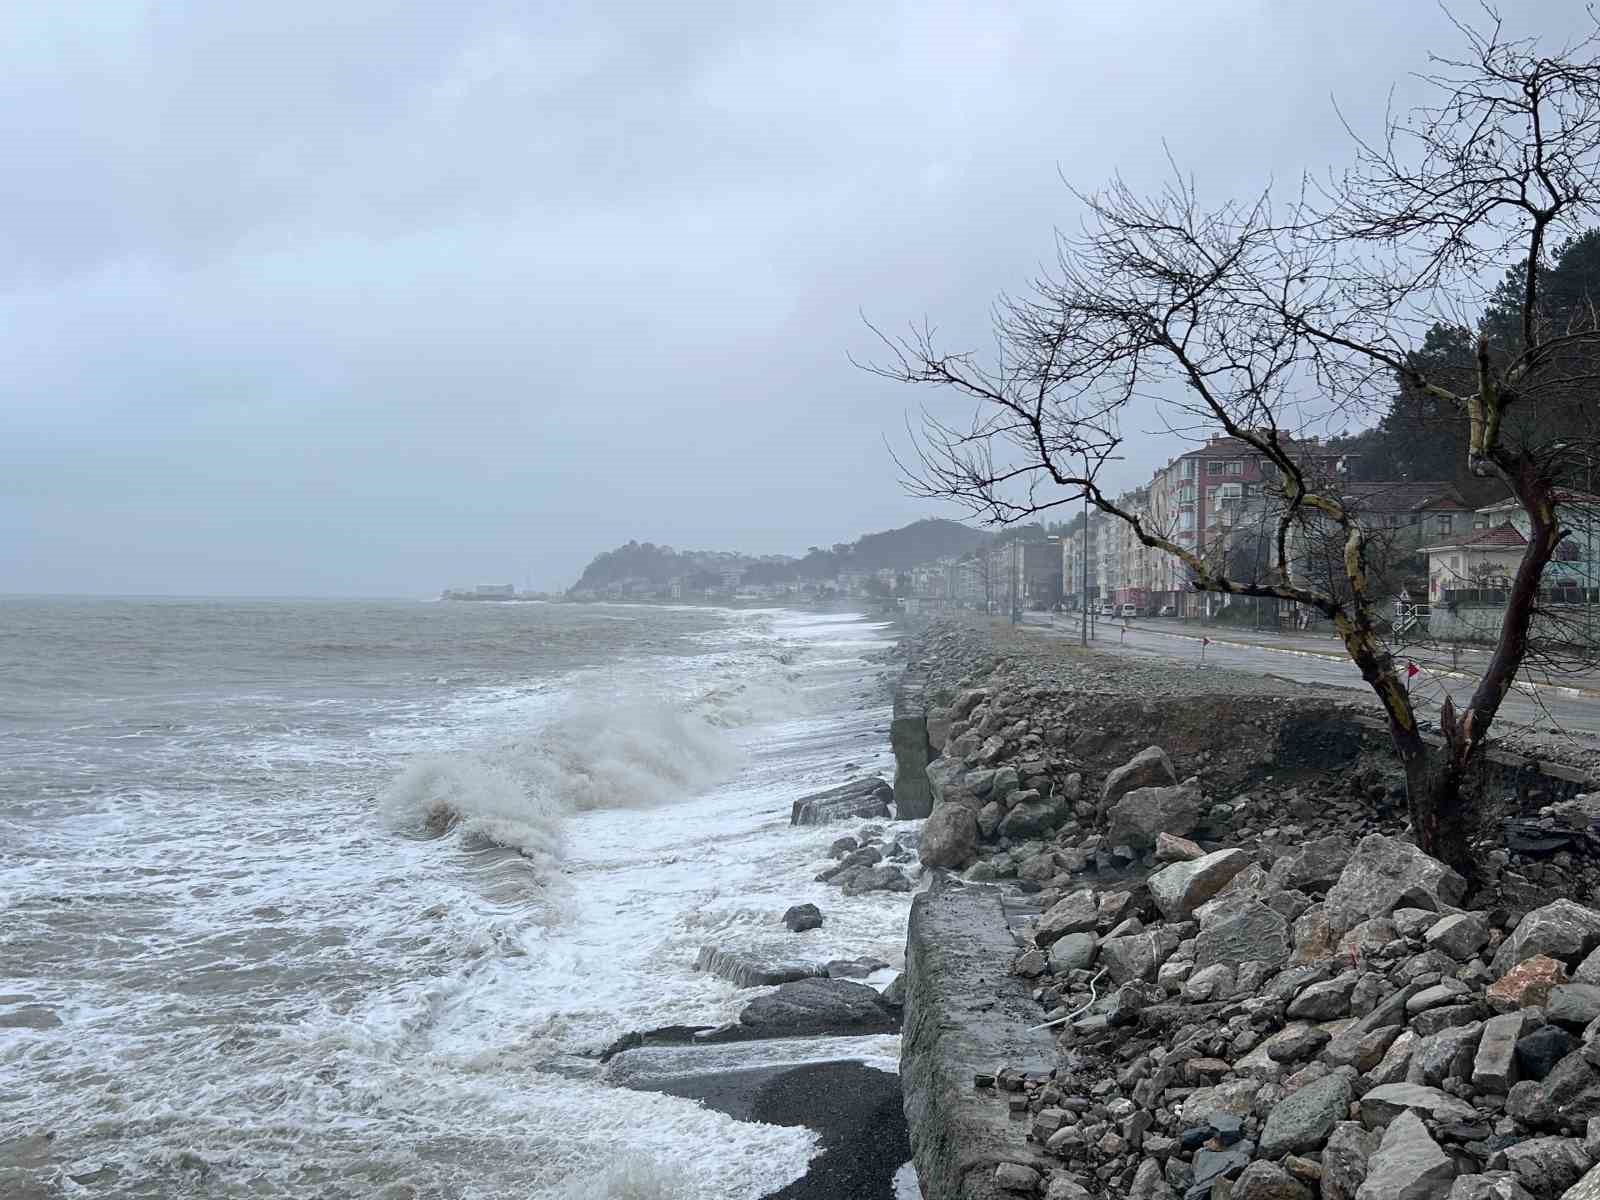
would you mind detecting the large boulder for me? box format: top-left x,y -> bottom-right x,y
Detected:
1359,1083 -> 1478,1129
738,978 -> 899,1035
920,804 -> 978,869
1270,834 -> 1355,893
1149,848 -> 1253,922
1259,1070 -> 1355,1158
1100,745 -> 1177,812
1491,900 -> 1600,976
1035,889 -> 1099,948
1501,1137 -> 1590,1197
1355,1110 -> 1455,1200
998,792 -> 1071,840
1323,835 -> 1467,936
1195,900 -> 1291,970
1107,777 -> 1202,850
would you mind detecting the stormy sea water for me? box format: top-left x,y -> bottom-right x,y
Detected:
0,597 -> 916,1199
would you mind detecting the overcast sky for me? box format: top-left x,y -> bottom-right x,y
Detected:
2,2 -> 1593,596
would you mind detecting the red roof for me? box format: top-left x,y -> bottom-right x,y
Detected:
1340,481 -> 1469,512
1461,524 -> 1527,549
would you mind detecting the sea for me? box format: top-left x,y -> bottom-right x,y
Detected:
0,597 -> 918,1199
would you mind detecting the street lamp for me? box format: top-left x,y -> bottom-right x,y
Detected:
1081,455 -> 1125,647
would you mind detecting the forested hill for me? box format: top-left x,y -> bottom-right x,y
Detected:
1330,228 -> 1600,503
568,518 -> 984,593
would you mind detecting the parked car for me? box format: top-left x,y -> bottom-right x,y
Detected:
1099,603 -> 1116,617
1120,604 -> 1144,618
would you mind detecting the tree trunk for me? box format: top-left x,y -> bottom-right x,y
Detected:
1399,738 -> 1476,881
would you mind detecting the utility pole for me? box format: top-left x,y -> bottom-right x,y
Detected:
1081,491 -> 1090,647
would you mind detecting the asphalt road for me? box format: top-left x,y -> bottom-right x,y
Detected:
1023,614 -> 1600,742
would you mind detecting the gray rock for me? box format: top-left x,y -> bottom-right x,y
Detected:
694,944 -> 824,987
1259,1071 -> 1354,1158
1425,912 -> 1489,961
737,977 -> 898,1035
1501,1135 -> 1590,1197
1358,1083 -> 1478,1129
1324,1121 -> 1381,1200
1101,745 -> 1177,812
1491,900 -> 1600,976
1233,1160 -> 1313,1200
1049,932 -> 1098,974
1547,983 -> 1600,1031
1407,983 -> 1469,1015
1515,1025 -> 1574,1082
1368,1031 -> 1421,1087
1288,974 -> 1357,1021
1271,834 -> 1355,893
1149,848 -> 1253,922
841,865 -> 913,895
1183,962 -> 1236,1003
1045,1174 -> 1095,1200
1576,945 -> 1600,986
1411,1002 -> 1489,1039
1035,889 -> 1099,948
1473,1012 -> 1525,1093
1127,1158 -> 1173,1199
994,1162 -> 1041,1193
1156,831 -> 1206,862
1192,1144 -> 1255,1192
1106,777 -> 1202,850
1195,900 -> 1291,970
1323,834 -> 1466,936
920,803 -> 978,869
1445,1174 -> 1535,1200
1099,929 -> 1178,986
998,793 -> 1071,840
1409,1022 -> 1483,1087
1566,1163 -> 1600,1200
1505,1052 -> 1600,1130
784,908 -> 825,940
1355,1109 -> 1455,1200
826,955 -> 891,979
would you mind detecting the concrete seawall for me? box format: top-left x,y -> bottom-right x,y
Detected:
892,667 -> 934,819
901,875 -> 1056,1200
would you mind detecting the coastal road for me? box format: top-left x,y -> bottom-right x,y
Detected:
1022,614 -> 1600,742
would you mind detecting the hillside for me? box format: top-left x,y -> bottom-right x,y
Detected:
567,518 -> 984,595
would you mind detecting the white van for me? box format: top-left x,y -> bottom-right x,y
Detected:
1120,604 -> 1139,618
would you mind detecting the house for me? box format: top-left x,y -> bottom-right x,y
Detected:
1422,523 -> 1528,603
1421,490 -> 1600,642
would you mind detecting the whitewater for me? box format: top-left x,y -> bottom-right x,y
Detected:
0,597 -> 918,1199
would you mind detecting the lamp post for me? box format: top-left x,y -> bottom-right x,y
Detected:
1080,456 -> 1125,646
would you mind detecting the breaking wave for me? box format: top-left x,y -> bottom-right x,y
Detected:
380,694 -> 751,869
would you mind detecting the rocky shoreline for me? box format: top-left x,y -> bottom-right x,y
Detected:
895,615 -> 1600,1200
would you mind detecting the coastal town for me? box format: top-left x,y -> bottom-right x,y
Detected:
555,431 -> 1600,651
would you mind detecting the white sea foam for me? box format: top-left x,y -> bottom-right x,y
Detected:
4,602 -> 908,1199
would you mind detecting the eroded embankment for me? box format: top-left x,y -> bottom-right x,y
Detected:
895,615 -> 1600,1200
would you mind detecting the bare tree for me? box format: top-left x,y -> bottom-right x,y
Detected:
865,12 -> 1600,879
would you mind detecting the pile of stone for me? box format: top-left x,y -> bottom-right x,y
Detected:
988,825 -> 1600,1199
813,823 -> 920,896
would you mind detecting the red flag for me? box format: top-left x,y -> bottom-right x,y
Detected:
1202,637 -> 1210,646
1406,661 -> 1420,679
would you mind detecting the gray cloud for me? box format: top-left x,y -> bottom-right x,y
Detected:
3,1 -> 1593,594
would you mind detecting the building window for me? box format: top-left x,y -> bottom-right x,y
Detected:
1261,462 -> 1278,478
1450,555 -> 1460,571
1226,461 -> 1243,476
1437,514 -> 1454,534
1207,461 -> 1224,476
1182,460 -> 1196,479
1181,511 -> 1194,531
